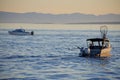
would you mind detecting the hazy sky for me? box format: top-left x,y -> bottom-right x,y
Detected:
0,0 -> 120,15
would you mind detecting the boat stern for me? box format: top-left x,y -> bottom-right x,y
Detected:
100,47 -> 111,57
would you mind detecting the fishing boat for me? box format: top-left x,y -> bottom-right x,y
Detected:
78,26 -> 111,57
8,29 -> 34,35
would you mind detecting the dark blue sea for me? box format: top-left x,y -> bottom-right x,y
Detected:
0,24 -> 120,80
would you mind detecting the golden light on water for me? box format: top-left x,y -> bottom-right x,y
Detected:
0,23 -> 120,30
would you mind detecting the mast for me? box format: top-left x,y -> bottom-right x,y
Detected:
100,25 -> 108,47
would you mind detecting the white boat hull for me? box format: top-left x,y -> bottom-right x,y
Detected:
100,47 -> 111,57
79,47 -> 111,58
8,31 -> 31,35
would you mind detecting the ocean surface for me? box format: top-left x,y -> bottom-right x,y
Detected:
0,23 -> 120,80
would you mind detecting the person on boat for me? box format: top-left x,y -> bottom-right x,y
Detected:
89,43 -> 93,49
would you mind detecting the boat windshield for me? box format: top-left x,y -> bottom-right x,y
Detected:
14,29 -> 25,32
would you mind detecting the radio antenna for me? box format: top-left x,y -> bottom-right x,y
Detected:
100,25 -> 108,39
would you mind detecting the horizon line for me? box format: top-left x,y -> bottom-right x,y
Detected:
0,11 -> 120,16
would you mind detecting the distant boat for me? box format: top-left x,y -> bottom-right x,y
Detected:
8,29 -> 34,35
78,26 -> 111,57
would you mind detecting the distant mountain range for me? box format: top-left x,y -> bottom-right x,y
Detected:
0,11 -> 120,24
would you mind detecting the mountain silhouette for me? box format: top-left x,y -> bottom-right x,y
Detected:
0,11 -> 120,24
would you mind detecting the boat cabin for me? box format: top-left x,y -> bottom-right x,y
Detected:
87,38 -> 110,49
85,38 -> 111,57
13,29 -> 25,32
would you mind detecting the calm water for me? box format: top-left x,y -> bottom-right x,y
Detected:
0,24 -> 120,80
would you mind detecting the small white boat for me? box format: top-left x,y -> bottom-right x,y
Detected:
8,29 -> 34,35
78,26 -> 111,57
